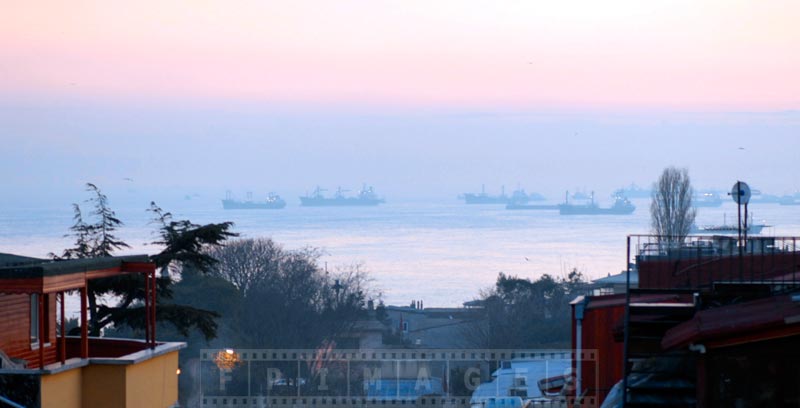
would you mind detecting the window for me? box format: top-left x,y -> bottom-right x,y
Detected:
401,321 -> 408,332
30,294 -> 49,346
30,294 -> 39,344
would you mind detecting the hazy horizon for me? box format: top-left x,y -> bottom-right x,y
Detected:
2,100 -> 799,207
3,1 -> 800,206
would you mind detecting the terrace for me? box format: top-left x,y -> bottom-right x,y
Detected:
0,253 -> 184,408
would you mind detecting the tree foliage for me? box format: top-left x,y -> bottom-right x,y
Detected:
463,269 -> 587,348
148,202 -> 237,275
58,183 -> 130,259
58,184 -> 235,340
650,166 -> 696,243
206,238 -> 371,349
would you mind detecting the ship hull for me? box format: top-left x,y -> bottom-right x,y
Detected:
558,204 -> 635,215
222,199 -> 286,210
506,204 -> 559,210
693,201 -> 723,208
462,195 -> 510,204
299,198 -> 384,207
691,224 -> 768,234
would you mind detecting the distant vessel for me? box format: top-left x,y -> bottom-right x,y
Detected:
692,224 -> 768,234
691,214 -> 770,234
222,191 -> 286,210
300,185 -> 385,207
461,185 -> 511,204
779,194 -> 800,206
694,191 -> 723,208
558,191 -> 635,215
461,185 -> 545,205
506,203 -> 559,210
570,190 -> 592,201
613,183 -> 651,199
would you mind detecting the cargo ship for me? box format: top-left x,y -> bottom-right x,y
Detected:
461,185 -> 544,205
691,214 -> 770,235
558,191 -> 635,215
300,185 -> 385,207
222,191 -> 286,210
693,191 -> 723,208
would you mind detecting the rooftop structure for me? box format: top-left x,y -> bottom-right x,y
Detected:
0,253 -> 184,408
572,234 -> 800,407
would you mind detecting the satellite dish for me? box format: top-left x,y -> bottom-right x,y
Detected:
730,181 -> 751,205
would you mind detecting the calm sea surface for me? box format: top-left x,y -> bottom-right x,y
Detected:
2,196 -> 798,315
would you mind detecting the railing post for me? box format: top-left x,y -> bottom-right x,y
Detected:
622,235 -> 631,407
151,269 -> 157,349
144,271 -> 150,346
60,291 -> 66,365
38,293 -> 44,369
80,287 -> 88,359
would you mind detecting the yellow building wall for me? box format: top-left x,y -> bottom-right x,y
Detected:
81,364 -> 126,408
125,350 -> 180,408
40,368 -> 82,408
40,350 -> 179,408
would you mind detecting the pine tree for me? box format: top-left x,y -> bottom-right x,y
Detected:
57,184 -> 236,339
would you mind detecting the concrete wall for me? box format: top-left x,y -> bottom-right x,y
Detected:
41,368 -> 82,408
125,350 -> 179,408
82,364 -> 127,407
38,349 -> 180,408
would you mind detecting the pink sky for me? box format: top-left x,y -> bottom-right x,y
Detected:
2,1 -> 799,110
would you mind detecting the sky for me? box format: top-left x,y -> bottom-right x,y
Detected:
1,1 -> 799,203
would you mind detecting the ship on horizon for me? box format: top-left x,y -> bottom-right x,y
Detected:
612,183 -> 652,199
460,185 -> 545,205
694,191 -> 724,208
300,185 -> 385,207
691,213 -> 771,235
558,191 -> 635,215
222,191 -> 286,210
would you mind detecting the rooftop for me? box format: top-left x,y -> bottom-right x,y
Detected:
0,253 -> 150,280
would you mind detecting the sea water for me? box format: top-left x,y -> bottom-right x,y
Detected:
2,196 -> 798,316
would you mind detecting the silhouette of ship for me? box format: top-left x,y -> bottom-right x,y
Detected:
300,185 -> 385,207
506,203 -> 559,210
558,191 -> 635,215
691,214 -> 770,234
612,183 -> 651,199
693,191 -> 723,208
460,185 -> 544,205
222,191 -> 286,210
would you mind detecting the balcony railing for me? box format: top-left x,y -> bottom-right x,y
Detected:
63,336 -> 160,359
629,234 -> 800,291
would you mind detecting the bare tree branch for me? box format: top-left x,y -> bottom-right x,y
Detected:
650,166 -> 697,244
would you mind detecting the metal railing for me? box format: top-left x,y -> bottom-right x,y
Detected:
621,234 -> 800,407
628,235 -> 800,291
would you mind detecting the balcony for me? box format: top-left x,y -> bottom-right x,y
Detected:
0,337 -> 184,408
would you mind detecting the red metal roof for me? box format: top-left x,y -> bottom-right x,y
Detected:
662,293 -> 800,350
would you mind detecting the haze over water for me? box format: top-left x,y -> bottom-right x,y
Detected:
2,1 -> 800,312
3,194 -> 799,310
